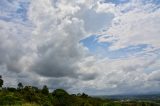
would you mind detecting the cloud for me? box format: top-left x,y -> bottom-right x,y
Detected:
76,6 -> 114,32
98,0 -> 160,51
0,0 -> 29,22
27,0 -> 92,79
0,20 -> 32,72
79,55 -> 160,95
148,70 -> 160,81
0,0 -> 160,95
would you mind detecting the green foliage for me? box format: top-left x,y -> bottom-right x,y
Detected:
42,85 -> 49,95
0,75 -> 3,88
21,103 -> 39,106
81,93 -> 89,98
7,87 -> 17,92
103,102 -> 122,106
0,92 -> 22,105
0,75 -> 159,106
52,88 -> 69,97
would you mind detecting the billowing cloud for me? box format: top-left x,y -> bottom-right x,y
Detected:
0,0 -> 160,95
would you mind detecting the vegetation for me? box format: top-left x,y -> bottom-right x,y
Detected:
0,75 -> 3,88
0,75 -> 159,106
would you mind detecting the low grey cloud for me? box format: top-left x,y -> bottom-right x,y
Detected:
148,70 -> 160,81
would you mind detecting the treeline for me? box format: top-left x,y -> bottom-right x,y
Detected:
0,85 -> 106,106
0,75 -> 159,106
0,75 -> 107,106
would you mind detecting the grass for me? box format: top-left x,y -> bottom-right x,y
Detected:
3,103 -> 39,106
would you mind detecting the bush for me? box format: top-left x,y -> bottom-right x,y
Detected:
0,95 -> 22,105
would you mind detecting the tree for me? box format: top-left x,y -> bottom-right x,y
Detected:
7,87 -> 17,92
52,89 -> 69,97
17,82 -> 23,90
52,89 -> 70,106
81,93 -> 88,98
0,75 -> 4,88
41,85 -> 49,95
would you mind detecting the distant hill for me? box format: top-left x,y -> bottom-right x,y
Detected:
96,94 -> 160,100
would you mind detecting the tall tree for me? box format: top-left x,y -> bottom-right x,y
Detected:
0,75 -> 3,89
18,82 -> 23,90
42,85 -> 49,95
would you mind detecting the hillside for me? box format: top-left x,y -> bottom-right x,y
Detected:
0,85 -> 160,106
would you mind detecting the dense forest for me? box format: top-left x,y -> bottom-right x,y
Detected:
0,75 -> 159,106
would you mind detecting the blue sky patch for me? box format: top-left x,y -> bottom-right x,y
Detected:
103,0 -> 129,5
16,2 -> 29,21
143,0 -> 160,4
0,0 -> 29,22
80,35 -> 149,59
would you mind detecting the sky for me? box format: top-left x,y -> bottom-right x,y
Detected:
0,0 -> 160,95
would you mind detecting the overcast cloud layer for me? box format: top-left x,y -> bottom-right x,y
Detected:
0,0 -> 160,95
